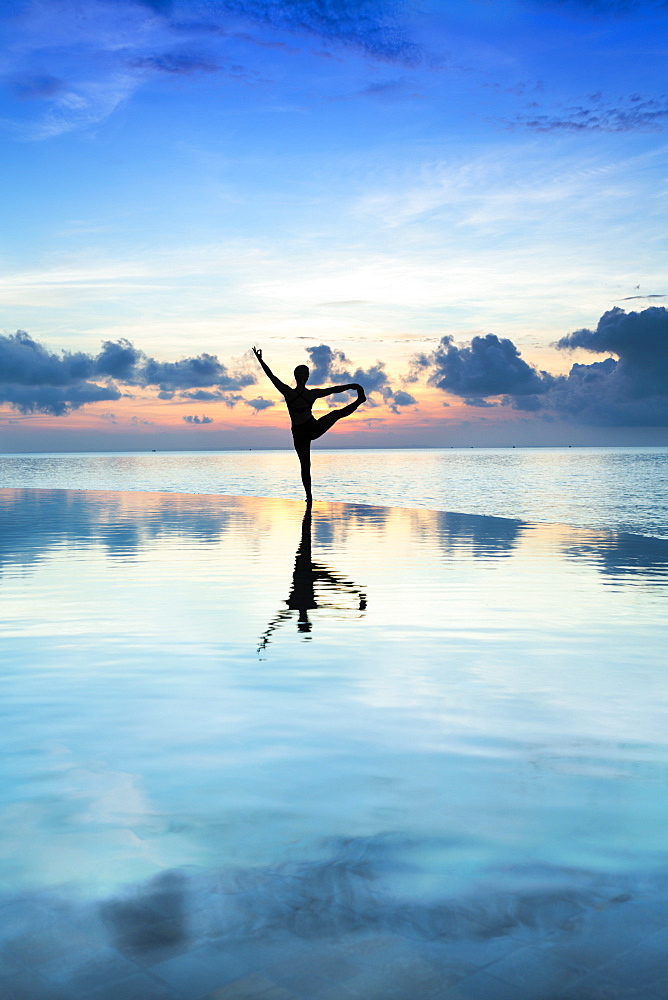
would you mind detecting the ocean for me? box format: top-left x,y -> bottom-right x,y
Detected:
2,445 -> 668,537
1,449 -> 667,998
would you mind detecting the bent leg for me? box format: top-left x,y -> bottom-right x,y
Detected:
312,396 -> 363,439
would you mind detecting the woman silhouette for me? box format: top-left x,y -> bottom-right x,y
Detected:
253,347 -> 366,502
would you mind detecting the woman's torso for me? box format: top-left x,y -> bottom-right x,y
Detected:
284,387 -> 316,426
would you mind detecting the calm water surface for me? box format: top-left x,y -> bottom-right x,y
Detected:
2,446 -> 668,537
1,489 -> 667,998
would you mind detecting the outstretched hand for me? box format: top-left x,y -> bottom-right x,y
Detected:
252,346 -> 262,360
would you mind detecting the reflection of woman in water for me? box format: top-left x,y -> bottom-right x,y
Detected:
253,347 -> 366,502
258,504 -> 367,653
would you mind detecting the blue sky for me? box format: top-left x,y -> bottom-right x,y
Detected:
1,0 -> 667,449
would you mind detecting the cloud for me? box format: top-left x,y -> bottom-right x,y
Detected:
90,340 -> 255,395
187,0 -> 421,63
139,353 -> 254,392
508,94 -> 668,133
359,79 -> 407,98
7,74 -> 139,141
556,306 -> 668,367
464,396 -> 498,408
549,306 -> 668,425
130,51 -> 221,75
5,0 -> 666,153
304,343 -> 416,412
331,77 -> 418,103
620,294 -> 665,301
386,388 -> 417,413
181,389 -> 245,406
0,330 -> 255,416
245,396 -> 275,411
183,414 -> 214,424
414,307 -> 668,427
96,338 -> 144,379
0,382 -> 121,417
0,330 -> 93,386
0,331 -> 121,415
414,334 -> 554,398
0,0 -> 419,138
305,344 -> 350,385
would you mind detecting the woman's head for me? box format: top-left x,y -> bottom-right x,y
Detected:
294,365 -> 310,385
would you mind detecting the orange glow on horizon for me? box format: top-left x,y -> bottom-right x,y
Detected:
0,383 -> 533,438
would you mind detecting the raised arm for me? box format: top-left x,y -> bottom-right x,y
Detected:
311,383 -> 361,399
252,347 -> 290,395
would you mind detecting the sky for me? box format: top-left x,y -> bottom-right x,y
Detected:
1,0 -> 667,451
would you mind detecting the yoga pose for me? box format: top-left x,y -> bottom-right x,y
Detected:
252,346 -> 366,501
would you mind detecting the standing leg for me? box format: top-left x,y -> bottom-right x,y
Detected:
293,437 -> 313,502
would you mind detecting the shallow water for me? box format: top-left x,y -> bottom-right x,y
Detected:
1,488 -> 667,998
2,445 -> 668,538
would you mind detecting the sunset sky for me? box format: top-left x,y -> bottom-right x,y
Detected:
1,0 -> 667,450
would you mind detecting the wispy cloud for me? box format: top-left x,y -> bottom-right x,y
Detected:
129,50 -> 221,75
183,0 -> 421,63
507,94 -> 668,133
2,73 -> 139,140
0,0 -> 420,138
620,294 -> 666,300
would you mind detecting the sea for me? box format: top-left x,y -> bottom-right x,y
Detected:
2,445 -> 668,537
1,445 -> 667,997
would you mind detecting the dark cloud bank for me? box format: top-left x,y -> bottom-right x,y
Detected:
0,331 -> 255,416
413,306 -> 668,427
5,307 -> 668,430
0,331 -> 413,420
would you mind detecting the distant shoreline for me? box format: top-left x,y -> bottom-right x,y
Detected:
2,444 -> 668,457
